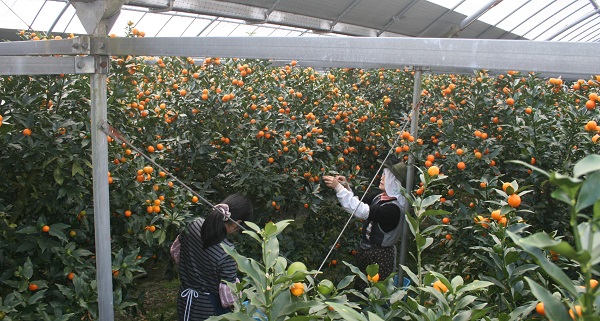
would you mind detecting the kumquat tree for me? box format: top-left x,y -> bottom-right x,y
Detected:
0,26 -> 599,320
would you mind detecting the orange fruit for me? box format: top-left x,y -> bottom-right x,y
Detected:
432,280 -> 448,293
290,282 -> 304,296
569,305 -> 582,319
442,217 -> 450,224
143,166 -> 153,174
191,196 -> 199,203
590,279 -> 599,289
148,225 -> 156,232
586,100 -> 596,110
124,210 -> 132,217
28,283 -> 38,291
491,210 -> 502,221
502,182 -> 512,193
457,162 -> 466,170
506,98 -> 515,106
23,128 -> 32,136
507,194 -> 521,208
445,234 -> 452,240
535,302 -> 545,316
68,272 -> 75,280
42,225 -> 50,233
367,273 -> 380,282
147,145 -> 155,153
428,166 -> 440,176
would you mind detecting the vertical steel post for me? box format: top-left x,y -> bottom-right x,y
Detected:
397,68 -> 422,285
90,22 -> 115,321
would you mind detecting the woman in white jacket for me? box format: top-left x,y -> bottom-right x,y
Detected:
323,159 -> 408,290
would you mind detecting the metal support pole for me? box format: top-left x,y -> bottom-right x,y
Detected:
90,22 -> 114,321
397,68 -> 422,285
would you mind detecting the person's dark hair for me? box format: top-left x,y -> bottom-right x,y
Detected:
201,194 -> 253,248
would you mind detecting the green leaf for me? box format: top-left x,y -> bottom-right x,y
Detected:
72,162 -> 84,177
519,233 -> 581,261
452,310 -> 472,321
405,213 -> 418,235
336,275 -> 354,290
16,226 -> 38,234
206,312 -> 257,321
54,167 -> 65,185
29,289 -> 47,304
526,277 -> 571,321
578,223 -> 600,265
422,209 -> 452,216
550,172 -> 582,198
365,264 -> 379,277
23,257 -> 33,279
506,160 -> 549,177
49,228 -> 68,242
508,231 -> 578,296
455,280 -> 493,296
366,311 -> 385,321
326,302 -> 366,321
576,171 -> 600,212
573,154 -> 600,178
401,265 -> 419,287
420,195 -> 441,209
222,244 -> 266,297
264,236 -> 279,269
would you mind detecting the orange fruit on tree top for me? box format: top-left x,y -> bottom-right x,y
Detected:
507,194 -> 521,208
457,162 -> 466,170
428,166 -> 440,176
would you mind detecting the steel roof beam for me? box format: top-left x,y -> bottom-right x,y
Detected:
498,0 -> 557,39
532,3 -> 588,40
565,16 -> 600,41
543,7 -> 600,40
521,0 -> 578,39
377,0 -> 420,36
329,0 -> 362,32
47,1 -> 71,34
476,0 -> 532,38
418,0 -> 468,37
445,0 -> 503,38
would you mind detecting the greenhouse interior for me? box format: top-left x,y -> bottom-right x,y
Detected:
0,0 -> 599,320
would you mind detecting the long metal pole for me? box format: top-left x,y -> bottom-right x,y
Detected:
91,21 -> 115,321
397,68 -> 422,285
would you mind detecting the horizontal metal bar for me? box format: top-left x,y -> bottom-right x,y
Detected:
102,37 -> 600,79
0,56 -> 95,75
0,37 -> 91,56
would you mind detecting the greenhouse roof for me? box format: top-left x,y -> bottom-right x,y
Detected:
1,0 -> 599,42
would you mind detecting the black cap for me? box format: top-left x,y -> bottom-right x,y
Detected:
384,156 -> 408,183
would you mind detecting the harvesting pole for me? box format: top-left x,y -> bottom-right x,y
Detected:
397,67 -> 422,283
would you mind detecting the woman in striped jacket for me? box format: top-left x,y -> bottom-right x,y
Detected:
177,194 -> 254,321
